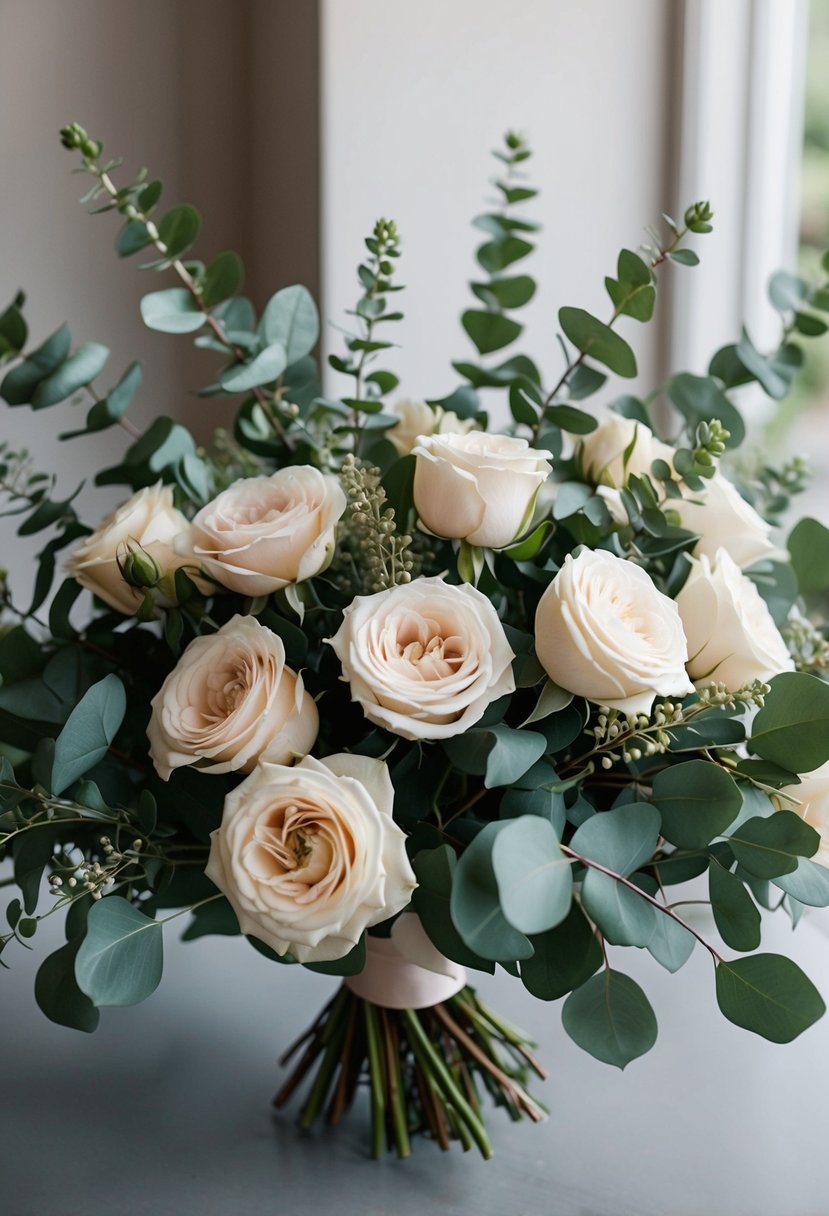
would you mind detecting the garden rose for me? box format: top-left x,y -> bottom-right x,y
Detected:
671,471 -> 783,569
205,752 -> 417,962
412,431 -> 552,549
579,414 -> 675,487
676,548 -> 793,690
387,398 -> 475,457
147,614 -> 318,779
534,548 -> 694,715
187,467 -> 346,595
778,762 -> 829,868
327,575 -> 515,740
65,482 -> 195,615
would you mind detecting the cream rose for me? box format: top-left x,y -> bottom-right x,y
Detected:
65,482 -> 196,615
327,575 -> 515,741
387,398 -> 475,457
671,471 -> 784,569
412,432 -> 552,549
534,548 -> 694,715
187,467 -> 346,595
676,548 -> 793,691
147,614 -> 318,779
579,414 -> 675,487
778,762 -> 829,868
205,752 -> 417,962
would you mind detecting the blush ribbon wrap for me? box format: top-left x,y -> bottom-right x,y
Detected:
344,913 -> 467,1009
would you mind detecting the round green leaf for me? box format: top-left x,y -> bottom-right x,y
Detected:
462,309 -> 523,356
570,803 -> 661,875
1,322 -> 71,405
157,203 -> 201,259
75,896 -> 163,1007
51,674 -> 127,796
788,517 -> 829,595
773,858 -> 829,907
727,811 -> 819,879
220,341 -> 287,393
749,672 -> 829,772
491,815 -> 572,935
31,342 -> 110,409
716,953 -> 825,1043
140,287 -> 205,334
709,863 -> 761,951
562,970 -> 658,1068
258,285 -> 319,363
411,845 -> 494,972
450,823 -> 534,962
521,904 -> 602,1000
35,937 -> 100,1032
652,760 -> 742,849
201,251 -> 244,308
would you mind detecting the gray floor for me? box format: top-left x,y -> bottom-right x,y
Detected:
2,900 -> 829,1216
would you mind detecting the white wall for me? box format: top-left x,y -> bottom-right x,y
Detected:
320,0 -> 678,416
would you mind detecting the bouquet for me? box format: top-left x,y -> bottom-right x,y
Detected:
3,123 -> 829,1161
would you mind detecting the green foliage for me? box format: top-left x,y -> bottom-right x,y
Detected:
35,937 -> 100,1032
716,954 -> 825,1043
727,811 -> 819,879
558,308 -> 637,378
520,904 -> 602,1000
490,815 -> 572,935
749,671 -> 829,771
562,970 -> 658,1068
708,863 -> 761,952
75,895 -> 163,1006
51,674 -> 126,795
412,846 -> 495,971
652,761 -> 742,849
788,516 -> 829,594
450,823 -> 533,962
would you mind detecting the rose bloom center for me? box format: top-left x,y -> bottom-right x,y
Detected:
243,801 -> 354,898
385,611 -> 465,681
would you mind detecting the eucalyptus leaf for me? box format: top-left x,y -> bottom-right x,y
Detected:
75,896 -> 164,1007
51,674 -> 126,795
562,970 -> 658,1068
491,815 -> 572,935
716,953 -> 825,1043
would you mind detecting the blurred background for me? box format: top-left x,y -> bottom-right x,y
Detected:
2,2 -> 829,1213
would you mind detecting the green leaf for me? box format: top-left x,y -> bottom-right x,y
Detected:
1,322 -> 71,404
31,341 -> 110,408
501,520 -> 553,560
716,954 -> 825,1043
727,811 -> 819,879
773,858 -> 829,907
51,674 -> 126,795
558,307 -> 637,378
788,517 -> 829,594
749,672 -> 829,772
735,328 -> 792,399
75,895 -> 163,1007
580,870 -> 657,947
411,845 -> 495,972
446,725 -> 547,789
450,823 -> 534,962
140,287 -> 205,334
220,341 -> 287,392
521,679 -> 573,726
709,863 -> 761,951
462,310 -> 522,355
570,803 -> 661,875
115,219 -> 153,258
180,897 -> 240,940
477,237 -> 533,274
646,910 -> 696,973
544,404 -> 598,434
35,937 -> 100,1032
201,251 -> 244,307
521,904 -> 602,1000
669,248 -> 699,267
652,760 -> 742,849
666,373 -> 744,448
258,285 -> 319,363
605,277 -> 656,323
562,970 -> 658,1068
491,815 -> 572,934
768,270 -> 808,313
470,275 -> 536,309
157,203 -> 201,259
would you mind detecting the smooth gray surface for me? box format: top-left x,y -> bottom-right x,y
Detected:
2,902 -> 829,1216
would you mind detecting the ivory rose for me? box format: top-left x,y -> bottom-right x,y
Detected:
676,548 -> 793,690
327,575 -> 515,741
205,752 -> 417,962
65,482 -> 195,615
671,471 -> 783,570
147,614 -> 318,779
412,432 -> 552,549
534,548 -> 694,715
778,763 -> 829,868
579,414 -> 675,487
187,467 -> 346,595
387,398 -> 475,457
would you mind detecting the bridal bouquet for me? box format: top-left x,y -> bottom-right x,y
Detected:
3,124 -> 829,1160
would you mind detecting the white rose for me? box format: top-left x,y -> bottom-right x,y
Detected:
188,467 -> 346,595
327,575 -> 515,741
534,548 -> 694,715
676,548 -> 793,691
778,762 -> 829,868
412,432 -> 552,549
579,414 -> 675,487
671,471 -> 784,569
205,752 -> 417,962
147,614 -> 318,779
66,482 -> 196,615
387,398 -> 475,457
